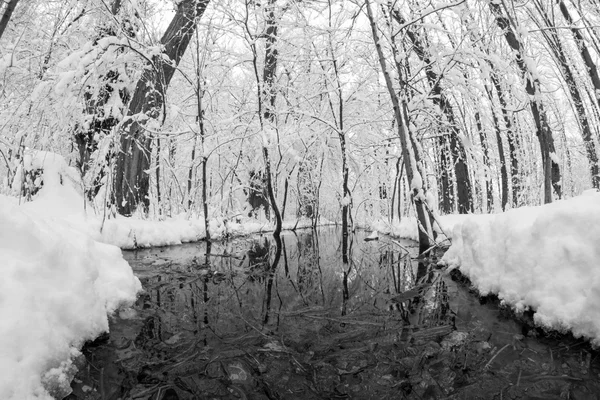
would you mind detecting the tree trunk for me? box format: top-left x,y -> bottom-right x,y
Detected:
485,85 -> 509,210
0,0 -> 19,40
474,111 -> 493,212
553,1 -> 600,187
366,0 -> 433,255
260,0 -> 283,237
490,74 -> 520,206
558,1 -> 600,108
114,0 -> 209,215
437,137 -> 452,213
392,9 -> 472,214
490,2 -> 561,203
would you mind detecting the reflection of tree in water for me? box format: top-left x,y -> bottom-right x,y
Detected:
246,236 -> 270,282
129,228 -> 451,355
389,261 -> 452,328
262,235 -> 282,326
379,250 -> 414,294
413,262 -> 452,328
296,231 -> 319,294
341,234 -> 354,316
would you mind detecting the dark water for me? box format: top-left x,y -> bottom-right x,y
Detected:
69,226 -> 600,400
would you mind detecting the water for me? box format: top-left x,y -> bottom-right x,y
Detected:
68,226 -> 600,400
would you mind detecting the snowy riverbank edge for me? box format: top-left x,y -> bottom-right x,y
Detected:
440,190 -> 600,347
0,195 -> 142,400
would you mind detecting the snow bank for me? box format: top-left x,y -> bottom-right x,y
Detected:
369,214 -> 460,243
1,151 -> 141,399
370,217 -> 420,241
94,215 -> 332,249
441,190 -> 600,345
10,151 -> 333,250
0,195 -> 141,400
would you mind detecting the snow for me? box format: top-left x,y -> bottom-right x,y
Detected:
441,191 -> 600,345
340,195 -> 351,206
0,151 -> 142,399
365,230 -> 379,240
410,171 -> 423,191
8,150 -> 331,250
0,195 -> 141,400
7,146 -> 600,399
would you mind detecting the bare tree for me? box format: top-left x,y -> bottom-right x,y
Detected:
114,0 -> 210,215
532,0 -> 599,188
366,0 -> 433,254
490,1 -> 561,203
392,9 -> 473,214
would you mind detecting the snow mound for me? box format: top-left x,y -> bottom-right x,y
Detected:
0,195 -> 141,400
441,191 -> 600,345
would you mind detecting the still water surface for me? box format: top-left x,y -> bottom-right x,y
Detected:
70,226 -> 600,400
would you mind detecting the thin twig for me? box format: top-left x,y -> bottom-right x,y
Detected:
484,344 -> 511,370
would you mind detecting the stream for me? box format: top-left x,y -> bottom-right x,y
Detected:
68,226 -> 600,400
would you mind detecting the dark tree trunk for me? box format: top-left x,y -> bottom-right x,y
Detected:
390,157 -> 402,222
474,112 -> 493,212
0,0 -> 19,40
114,0 -> 209,215
75,0 -> 128,201
366,0 -> 433,255
490,2 -> 561,203
437,137 -> 453,213
553,1 -> 600,187
193,28 -> 210,240
486,86 -> 509,210
464,13 -> 519,207
260,0 -> 283,237
392,9 -> 472,214
281,177 -> 288,220
490,74 -> 520,206
558,1 -> 600,106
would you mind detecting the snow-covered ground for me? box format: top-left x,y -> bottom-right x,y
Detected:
441,190 -> 600,346
368,213 -> 458,243
0,196 -> 141,399
6,151 -> 332,250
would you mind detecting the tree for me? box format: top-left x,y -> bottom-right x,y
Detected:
365,0 -> 433,254
0,0 -> 19,41
242,0 -> 283,237
553,0 -> 600,188
114,0 -> 210,216
490,1 -> 561,203
392,9 -> 473,214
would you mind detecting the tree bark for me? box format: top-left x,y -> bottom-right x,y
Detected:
0,0 -> 19,41
490,2 -> 561,203
260,0 -> 283,237
554,0 -> 600,187
490,73 -> 520,206
366,0 -> 433,254
558,1 -> 600,108
114,0 -> 209,215
392,9 -> 472,214
474,111 -> 493,212
485,85 -> 509,210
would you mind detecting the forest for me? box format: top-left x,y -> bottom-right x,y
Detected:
1,0 -> 599,248
5,1 -> 600,399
